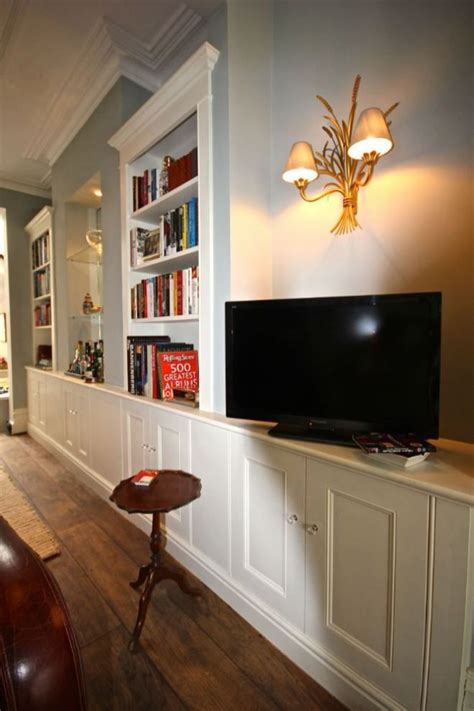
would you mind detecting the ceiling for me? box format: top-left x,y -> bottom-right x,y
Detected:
0,0 -> 221,198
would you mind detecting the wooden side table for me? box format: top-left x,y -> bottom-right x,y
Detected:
110,469 -> 202,651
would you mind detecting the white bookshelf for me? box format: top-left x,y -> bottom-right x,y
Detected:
25,206 -> 56,370
109,42 -> 219,411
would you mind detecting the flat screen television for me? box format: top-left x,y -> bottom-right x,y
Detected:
225,292 -> 441,445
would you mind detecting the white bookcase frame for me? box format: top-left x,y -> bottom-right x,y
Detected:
25,206 -> 56,371
109,42 -> 219,412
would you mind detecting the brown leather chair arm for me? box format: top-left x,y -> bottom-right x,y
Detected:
0,516 -> 87,710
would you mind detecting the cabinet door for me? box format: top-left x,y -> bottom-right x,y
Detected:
121,399 -> 150,480
37,376 -> 47,431
63,385 -> 77,454
45,376 -> 63,443
190,420 -> 230,573
148,408 -> 191,542
306,458 -> 429,709
231,433 -> 306,629
62,384 -> 89,463
74,389 -> 90,464
27,372 -> 39,425
90,391 -> 122,488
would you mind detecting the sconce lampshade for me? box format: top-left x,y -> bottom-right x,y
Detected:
348,107 -> 393,160
282,141 -> 318,183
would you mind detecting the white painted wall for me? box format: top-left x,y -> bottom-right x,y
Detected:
227,0 -> 273,300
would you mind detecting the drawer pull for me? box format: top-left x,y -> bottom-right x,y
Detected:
287,514 -> 298,525
306,524 -> 319,535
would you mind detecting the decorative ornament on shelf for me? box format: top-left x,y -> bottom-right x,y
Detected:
282,76 -> 399,235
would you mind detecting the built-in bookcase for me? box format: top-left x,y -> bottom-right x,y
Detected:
109,42 -> 219,411
26,206 -> 56,370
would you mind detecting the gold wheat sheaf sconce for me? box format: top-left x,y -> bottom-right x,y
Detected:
282,76 -> 399,235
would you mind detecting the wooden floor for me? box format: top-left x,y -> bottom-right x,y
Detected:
0,433 -> 346,711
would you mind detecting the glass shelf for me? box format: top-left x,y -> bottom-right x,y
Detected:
68,313 -> 103,321
67,244 -> 102,265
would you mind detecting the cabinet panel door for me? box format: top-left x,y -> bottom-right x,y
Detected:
231,434 -> 306,629
37,376 -> 47,430
306,457 -> 429,709
89,392 -> 122,487
75,390 -> 90,463
121,399 -> 149,480
45,377 -> 63,443
148,409 -> 191,542
190,421 -> 230,572
63,386 -> 76,454
27,372 -> 39,425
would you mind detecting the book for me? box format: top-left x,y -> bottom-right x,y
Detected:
353,433 -> 436,455
131,469 -> 160,486
366,451 -> 431,469
158,350 -> 199,403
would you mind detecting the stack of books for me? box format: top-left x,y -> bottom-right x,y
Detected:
129,197 -> 198,267
127,336 -> 195,398
130,267 -> 199,319
353,433 -> 436,468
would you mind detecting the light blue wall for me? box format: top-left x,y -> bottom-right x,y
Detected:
52,78 -> 151,386
0,188 -> 51,411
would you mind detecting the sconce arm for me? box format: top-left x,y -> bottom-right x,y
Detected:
295,178 -> 341,203
354,152 -> 379,188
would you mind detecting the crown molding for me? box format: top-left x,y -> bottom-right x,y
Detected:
109,42 -> 219,154
0,171 -> 51,199
24,4 -> 204,169
0,0 -> 26,63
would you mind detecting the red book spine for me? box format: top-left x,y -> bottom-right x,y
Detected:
143,280 -> 148,318
177,271 -> 183,315
151,344 -> 157,399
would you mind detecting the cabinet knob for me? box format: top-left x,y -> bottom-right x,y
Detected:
306,524 -> 319,535
148,446 -> 156,453
142,443 -> 148,450
286,514 -> 298,525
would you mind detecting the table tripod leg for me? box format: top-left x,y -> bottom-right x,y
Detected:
128,569 -> 157,652
130,563 -> 150,589
157,562 -> 201,597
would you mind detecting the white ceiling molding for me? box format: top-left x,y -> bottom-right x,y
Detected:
0,0 -> 25,63
24,3 -> 204,174
0,171 -> 51,199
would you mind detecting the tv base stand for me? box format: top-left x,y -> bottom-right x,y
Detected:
268,422 -> 355,447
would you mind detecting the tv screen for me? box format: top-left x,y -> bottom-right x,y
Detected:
225,292 -> 441,445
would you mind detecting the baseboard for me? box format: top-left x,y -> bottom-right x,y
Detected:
28,424 -> 401,711
10,408 -> 28,434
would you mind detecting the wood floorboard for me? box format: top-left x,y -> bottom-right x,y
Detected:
0,433 -> 347,711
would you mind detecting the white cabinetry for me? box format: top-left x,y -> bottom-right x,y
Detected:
25,368 -> 473,711
89,391 -> 122,488
190,420 -> 231,573
148,407 -> 191,541
27,369 -> 47,430
121,398 -> 150,478
109,42 -> 219,412
306,457 -> 429,709
62,382 -> 90,464
231,434 -> 306,629
25,206 -> 56,369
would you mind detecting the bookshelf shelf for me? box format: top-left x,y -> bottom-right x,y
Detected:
26,207 -> 55,370
130,315 -> 199,324
109,42 -> 219,411
131,176 -> 198,225
131,246 -> 199,274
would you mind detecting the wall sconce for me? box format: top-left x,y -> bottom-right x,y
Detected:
282,76 -> 398,235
